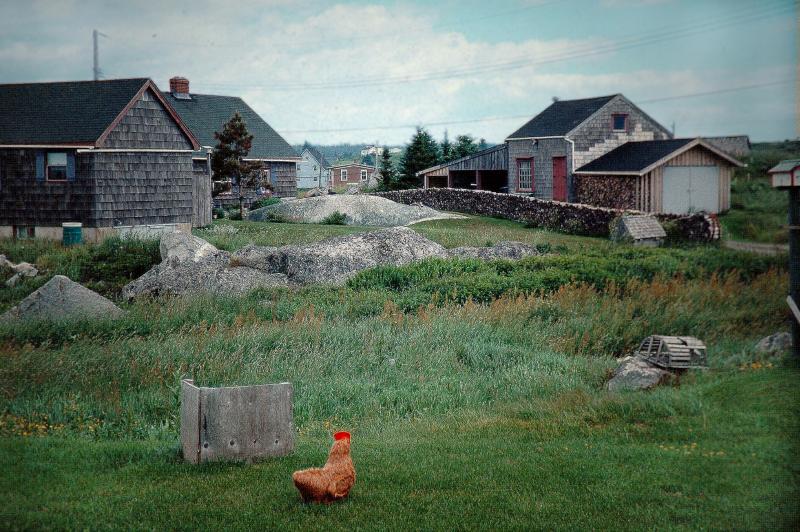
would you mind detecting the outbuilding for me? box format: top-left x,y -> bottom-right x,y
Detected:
573,138 -> 744,214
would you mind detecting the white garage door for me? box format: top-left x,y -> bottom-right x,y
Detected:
662,166 -> 719,214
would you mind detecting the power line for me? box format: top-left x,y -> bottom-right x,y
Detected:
280,79 -> 794,135
193,1 -> 791,93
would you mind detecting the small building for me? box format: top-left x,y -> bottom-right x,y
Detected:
0,78 -> 204,242
702,135 -> 751,160
610,215 -> 666,246
297,145 -> 331,189
330,162 -> 377,187
163,77 -> 300,199
768,159 -> 800,188
574,138 -> 743,214
417,94 -> 746,215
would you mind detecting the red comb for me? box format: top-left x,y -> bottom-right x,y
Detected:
333,431 -> 351,441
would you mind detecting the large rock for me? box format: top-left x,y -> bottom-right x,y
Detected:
606,355 -> 672,392
247,194 -> 462,227
160,231 -> 218,262
232,227 -> 448,285
754,332 -> 792,353
447,241 -> 539,260
1,275 -> 124,322
122,251 -> 288,300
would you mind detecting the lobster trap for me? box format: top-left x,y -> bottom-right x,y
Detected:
636,335 -> 707,369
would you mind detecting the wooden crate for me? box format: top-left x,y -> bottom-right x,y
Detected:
636,335 -> 707,369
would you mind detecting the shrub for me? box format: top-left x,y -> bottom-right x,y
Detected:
250,197 -> 281,210
227,210 -> 243,221
212,207 -> 226,219
264,212 -> 288,223
321,211 -> 347,225
78,236 -> 161,296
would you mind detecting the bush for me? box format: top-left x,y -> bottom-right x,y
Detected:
78,236 -> 161,296
227,210 -> 243,221
264,212 -> 288,223
321,211 -> 347,225
250,197 -> 281,210
212,207 -> 226,219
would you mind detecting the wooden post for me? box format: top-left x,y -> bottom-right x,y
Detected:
476,170 -> 482,190
790,187 -> 800,360
447,170 -> 453,189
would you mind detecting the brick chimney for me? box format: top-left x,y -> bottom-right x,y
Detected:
169,76 -> 190,95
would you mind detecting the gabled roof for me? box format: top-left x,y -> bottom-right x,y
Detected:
416,144 -> 506,176
768,159 -> 800,173
303,145 -> 331,168
702,135 -> 751,158
575,138 -> 744,176
164,92 -> 299,160
0,78 -> 198,148
506,95 -> 618,139
329,161 -> 376,170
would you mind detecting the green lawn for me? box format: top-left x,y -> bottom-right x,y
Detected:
0,216 -> 797,529
719,177 -> 788,244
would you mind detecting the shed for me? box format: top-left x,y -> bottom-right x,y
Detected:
610,215 -> 666,246
574,138 -> 744,214
768,159 -> 800,188
636,335 -> 707,369
418,144 -> 508,192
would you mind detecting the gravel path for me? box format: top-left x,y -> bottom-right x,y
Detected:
247,194 -> 463,227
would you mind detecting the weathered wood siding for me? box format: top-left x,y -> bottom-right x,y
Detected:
0,149 -> 97,227
192,158 -> 212,227
269,161 -> 298,197
507,138 -> 571,199
91,152 -> 194,227
101,89 -> 193,150
570,95 -> 672,171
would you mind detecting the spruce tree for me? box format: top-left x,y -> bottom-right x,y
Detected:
453,134 -> 478,159
211,112 -> 256,219
378,148 -> 398,190
440,130 -> 453,163
399,127 -> 440,188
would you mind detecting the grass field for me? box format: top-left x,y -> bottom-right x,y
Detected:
1,216 -> 797,529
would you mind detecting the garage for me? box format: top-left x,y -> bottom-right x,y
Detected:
573,138 -> 743,214
662,165 -> 720,214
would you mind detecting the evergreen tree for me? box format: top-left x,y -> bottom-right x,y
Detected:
453,134 -> 478,159
378,148 -> 399,190
211,112 -> 257,218
440,130 -> 453,163
477,138 -> 489,151
399,127 -> 440,188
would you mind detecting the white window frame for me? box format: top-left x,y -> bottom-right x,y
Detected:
360,169 -> 368,181
340,169 -> 347,181
517,159 -> 533,191
46,151 -> 68,181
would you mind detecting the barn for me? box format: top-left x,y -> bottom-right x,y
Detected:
0,78 -> 205,242
573,138 -> 743,214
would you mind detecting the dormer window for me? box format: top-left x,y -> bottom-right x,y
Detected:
612,114 -> 628,131
46,152 -> 67,180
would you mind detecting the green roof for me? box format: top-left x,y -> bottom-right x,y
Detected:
163,92 -> 298,160
0,78 -> 149,145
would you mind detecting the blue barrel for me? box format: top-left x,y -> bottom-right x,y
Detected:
62,222 -> 83,246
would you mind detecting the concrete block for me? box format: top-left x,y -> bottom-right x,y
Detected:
180,379 -> 294,464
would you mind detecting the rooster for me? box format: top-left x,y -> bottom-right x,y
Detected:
292,431 -> 356,503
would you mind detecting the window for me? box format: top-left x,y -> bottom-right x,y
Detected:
15,226 -> 35,239
612,114 -> 628,131
360,169 -> 368,181
517,159 -> 533,191
340,169 -> 348,181
46,152 -> 67,180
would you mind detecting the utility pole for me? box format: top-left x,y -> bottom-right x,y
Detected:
93,29 -> 108,80
671,121 -> 676,137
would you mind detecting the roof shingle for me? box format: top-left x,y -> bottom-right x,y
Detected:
0,78 -> 148,144
507,95 -> 617,139
575,139 -> 696,174
164,92 -> 298,160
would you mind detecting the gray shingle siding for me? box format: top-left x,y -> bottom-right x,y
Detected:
102,89 -> 193,150
507,138 -> 572,199
569,95 -> 672,170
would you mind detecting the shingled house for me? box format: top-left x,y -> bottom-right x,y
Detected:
163,77 -> 300,199
419,94 -> 745,215
0,78 -> 206,242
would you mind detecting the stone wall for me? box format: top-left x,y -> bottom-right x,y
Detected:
373,188 -> 718,242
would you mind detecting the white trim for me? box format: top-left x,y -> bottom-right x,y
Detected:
574,170 -> 641,176
76,148 -> 194,153
242,157 -> 302,162
0,144 -> 94,149
504,135 -> 565,141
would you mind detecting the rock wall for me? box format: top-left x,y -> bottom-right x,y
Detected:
373,188 -> 718,242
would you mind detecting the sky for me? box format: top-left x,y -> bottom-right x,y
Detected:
0,0 -> 796,146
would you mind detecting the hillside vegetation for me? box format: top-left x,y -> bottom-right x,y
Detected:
0,216 -> 796,529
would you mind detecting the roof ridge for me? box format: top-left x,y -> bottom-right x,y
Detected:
0,78 -> 149,87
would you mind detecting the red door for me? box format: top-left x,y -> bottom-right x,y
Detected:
552,157 -> 567,202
